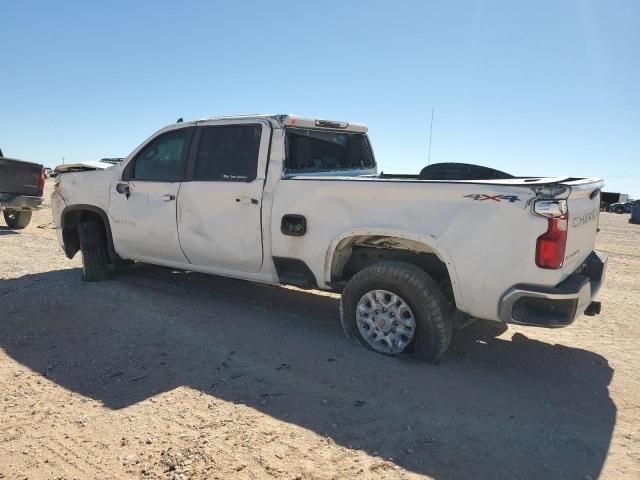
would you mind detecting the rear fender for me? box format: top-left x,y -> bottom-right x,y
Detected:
325,228 -> 465,311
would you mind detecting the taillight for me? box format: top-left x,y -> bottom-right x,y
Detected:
38,167 -> 46,194
534,199 -> 568,269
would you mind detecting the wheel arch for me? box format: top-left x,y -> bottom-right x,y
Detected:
324,229 -> 465,311
60,204 -> 119,260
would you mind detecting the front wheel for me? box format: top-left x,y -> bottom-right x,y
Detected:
78,220 -> 110,282
3,209 -> 32,229
340,261 -> 453,363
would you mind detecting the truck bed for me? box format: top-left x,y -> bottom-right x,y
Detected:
271,174 -> 604,322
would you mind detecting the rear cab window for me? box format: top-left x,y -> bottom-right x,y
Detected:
284,128 -> 376,175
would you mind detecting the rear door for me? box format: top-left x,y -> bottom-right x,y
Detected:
176,121 -> 269,272
108,127 -> 193,264
562,179 -> 605,274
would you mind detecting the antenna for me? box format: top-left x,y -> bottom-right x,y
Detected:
427,108 -> 434,165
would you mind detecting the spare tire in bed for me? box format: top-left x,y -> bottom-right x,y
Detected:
419,162 -> 513,180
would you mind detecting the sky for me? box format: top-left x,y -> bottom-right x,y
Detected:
1,0 -> 638,197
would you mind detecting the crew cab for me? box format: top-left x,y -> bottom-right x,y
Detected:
0,148 -> 45,229
51,115 -> 607,361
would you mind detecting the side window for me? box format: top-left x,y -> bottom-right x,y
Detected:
130,128 -> 191,181
194,125 -> 261,181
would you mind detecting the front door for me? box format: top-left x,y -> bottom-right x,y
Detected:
177,122 -> 268,273
109,127 -> 193,264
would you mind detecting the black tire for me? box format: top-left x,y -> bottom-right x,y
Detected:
613,207 -> 624,214
78,220 -> 110,282
340,261 -> 453,363
419,162 -> 513,180
3,209 -> 32,229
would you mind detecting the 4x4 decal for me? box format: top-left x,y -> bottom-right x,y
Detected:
464,194 -> 521,203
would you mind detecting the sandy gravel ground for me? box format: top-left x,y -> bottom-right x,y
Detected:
0,181 -> 639,479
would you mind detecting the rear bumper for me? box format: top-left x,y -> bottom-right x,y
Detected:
0,192 -> 43,211
499,250 -> 607,327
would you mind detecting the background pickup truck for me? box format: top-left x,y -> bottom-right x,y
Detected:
51,115 -> 607,362
0,148 -> 45,229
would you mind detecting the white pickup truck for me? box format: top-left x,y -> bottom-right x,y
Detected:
51,114 -> 607,362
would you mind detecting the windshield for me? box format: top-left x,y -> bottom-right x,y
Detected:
285,128 -> 375,173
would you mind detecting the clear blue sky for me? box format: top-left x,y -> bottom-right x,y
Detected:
2,0 -> 638,196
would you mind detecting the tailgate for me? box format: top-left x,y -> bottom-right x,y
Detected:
562,179 -> 604,275
0,157 -> 43,196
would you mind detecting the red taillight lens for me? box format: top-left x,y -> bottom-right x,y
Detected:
38,167 -> 46,193
536,212 -> 568,269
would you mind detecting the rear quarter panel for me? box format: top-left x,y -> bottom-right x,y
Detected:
271,178 -> 568,321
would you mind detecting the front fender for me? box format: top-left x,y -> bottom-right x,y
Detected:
60,204 -> 119,260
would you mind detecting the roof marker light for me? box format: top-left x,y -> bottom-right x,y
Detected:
315,119 -> 348,129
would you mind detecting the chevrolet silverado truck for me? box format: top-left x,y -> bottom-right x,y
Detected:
0,148 -> 45,229
51,115 -> 607,362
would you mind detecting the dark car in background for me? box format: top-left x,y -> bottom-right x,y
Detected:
610,201 -> 634,214
0,148 -> 45,229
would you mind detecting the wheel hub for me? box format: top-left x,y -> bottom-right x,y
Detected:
374,314 -> 392,332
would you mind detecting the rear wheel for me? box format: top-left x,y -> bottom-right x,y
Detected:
3,209 -> 32,229
340,261 -> 453,363
78,220 -> 110,282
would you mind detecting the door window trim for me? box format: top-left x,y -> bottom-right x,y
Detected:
122,127 -> 195,182
184,123 -> 264,183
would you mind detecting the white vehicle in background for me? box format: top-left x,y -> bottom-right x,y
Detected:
51,115 -> 607,362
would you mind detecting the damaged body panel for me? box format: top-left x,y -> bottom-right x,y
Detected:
54,161 -> 111,173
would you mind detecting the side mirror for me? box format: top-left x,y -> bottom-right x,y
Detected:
116,182 -> 130,198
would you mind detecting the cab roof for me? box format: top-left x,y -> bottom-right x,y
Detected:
190,114 -> 368,133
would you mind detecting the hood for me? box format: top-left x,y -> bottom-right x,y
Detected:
54,161 -> 111,173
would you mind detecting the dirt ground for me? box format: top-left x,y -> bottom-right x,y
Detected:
1,181 -> 638,480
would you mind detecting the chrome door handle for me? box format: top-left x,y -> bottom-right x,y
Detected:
163,194 -> 176,201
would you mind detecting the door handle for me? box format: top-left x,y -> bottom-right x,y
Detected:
162,194 -> 176,201
235,196 -> 259,205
